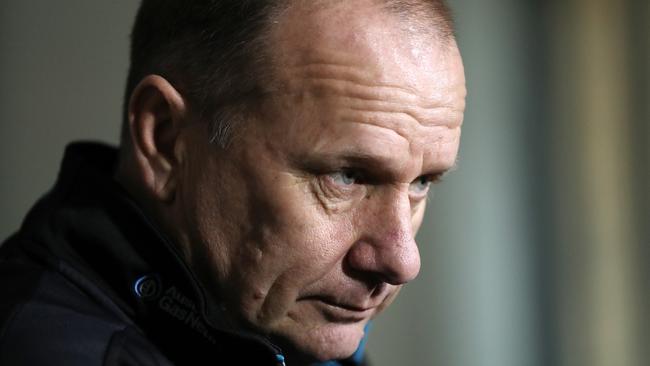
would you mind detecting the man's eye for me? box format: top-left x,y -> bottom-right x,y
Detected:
328,170 -> 358,186
409,176 -> 432,195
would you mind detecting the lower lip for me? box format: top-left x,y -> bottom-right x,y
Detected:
307,299 -> 374,323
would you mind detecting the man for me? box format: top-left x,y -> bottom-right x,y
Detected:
0,0 -> 465,365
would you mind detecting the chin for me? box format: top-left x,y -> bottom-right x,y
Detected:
273,320 -> 367,362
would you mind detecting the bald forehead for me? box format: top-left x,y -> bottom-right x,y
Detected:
268,0 -> 463,99
275,0 -> 451,39
273,0 -> 445,51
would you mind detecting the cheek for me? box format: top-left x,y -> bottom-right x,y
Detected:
261,170 -> 358,261
232,177 -> 359,324
254,192 -> 357,284
178,155 -> 253,291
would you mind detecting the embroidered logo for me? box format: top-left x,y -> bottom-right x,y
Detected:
132,275 -> 216,344
133,275 -> 162,300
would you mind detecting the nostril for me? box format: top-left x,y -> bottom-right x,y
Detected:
370,283 -> 387,298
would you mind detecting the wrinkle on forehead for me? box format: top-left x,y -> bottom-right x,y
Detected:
275,39 -> 458,92
278,58 -> 465,135
297,72 -> 464,128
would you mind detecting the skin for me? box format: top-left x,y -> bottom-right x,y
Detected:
118,1 -> 466,364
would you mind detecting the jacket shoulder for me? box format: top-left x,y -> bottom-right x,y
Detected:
0,245 -> 170,366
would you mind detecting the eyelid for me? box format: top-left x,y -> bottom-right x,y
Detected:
414,172 -> 445,185
328,170 -> 357,186
331,168 -> 369,185
428,170 -> 450,184
408,178 -> 430,193
408,173 -> 445,199
318,169 -> 366,200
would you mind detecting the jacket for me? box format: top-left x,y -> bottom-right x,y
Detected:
0,142 -> 368,366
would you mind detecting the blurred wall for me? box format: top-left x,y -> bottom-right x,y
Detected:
543,1 -> 649,365
0,1 -> 136,240
1,2 -> 647,366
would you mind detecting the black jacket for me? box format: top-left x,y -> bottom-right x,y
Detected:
0,143 -> 368,366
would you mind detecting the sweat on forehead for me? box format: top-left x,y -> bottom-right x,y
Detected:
274,0 -> 454,41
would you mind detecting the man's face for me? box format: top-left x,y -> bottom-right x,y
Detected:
174,2 -> 465,362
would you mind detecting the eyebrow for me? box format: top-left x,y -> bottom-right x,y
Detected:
436,159 -> 459,179
294,149 -> 457,180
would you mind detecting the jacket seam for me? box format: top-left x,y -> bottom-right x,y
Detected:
102,326 -> 128,366
103,326 -> 163,366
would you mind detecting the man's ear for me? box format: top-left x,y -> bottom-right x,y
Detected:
127,75 -> 187,203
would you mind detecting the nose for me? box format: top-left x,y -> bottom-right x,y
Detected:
345,189 -> 421,286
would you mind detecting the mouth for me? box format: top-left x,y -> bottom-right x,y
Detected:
301,296 -> 377,323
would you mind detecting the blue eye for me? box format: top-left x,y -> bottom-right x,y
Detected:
409,176 -> 432,194
329,170 -> 357,186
